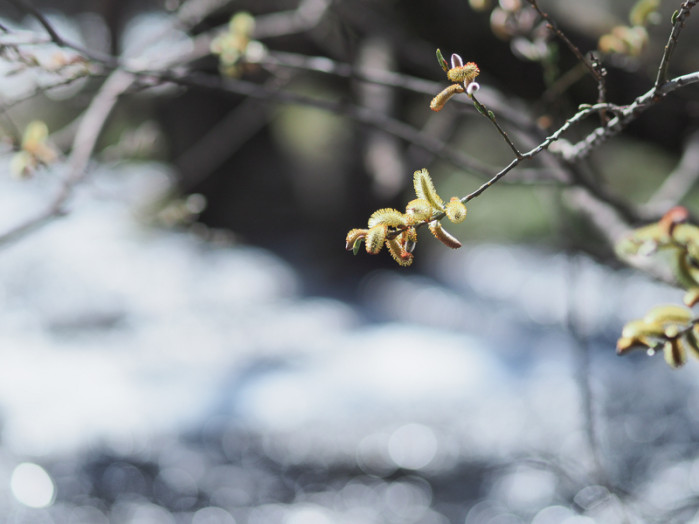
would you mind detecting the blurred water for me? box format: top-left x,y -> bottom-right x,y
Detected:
1,163 -> 699,523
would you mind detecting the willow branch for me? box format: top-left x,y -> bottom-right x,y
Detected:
0,70 -> 134,247
654,0 -> 698,91
525,0 -> 606,107
551,71 -> 699,162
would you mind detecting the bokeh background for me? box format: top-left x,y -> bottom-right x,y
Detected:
1,0 -> 699,523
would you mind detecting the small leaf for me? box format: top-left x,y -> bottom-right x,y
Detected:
671,9 -> 679,24
436,48 -> 449,72
352,238 -> 363,255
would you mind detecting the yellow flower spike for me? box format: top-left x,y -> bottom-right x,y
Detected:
430,84 -> 465,112
616,335 -> 655,354
685,325 -> 699,359
429,221 -> 462,249
365,224 -> 388,254
684,288 -> 699,307
619,319 -> 665,343
386,237 -> 414,267
405,198 -> 434,223
447,62 -> 480,85
629,0 -> 660,27
368,208 -> 406,228
664,336 -> 687,368
445,197 -> 467,224
413,169 -> 444,211
345,228 -> 368,251
642,304 -> 693,327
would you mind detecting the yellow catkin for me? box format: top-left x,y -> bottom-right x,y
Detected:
405,198 -> 434,223
368,208 -> 406,228
386,238 -> 414,267
447,62 -> 480,84
413,169 -> 444,211
365,224 -> 387,254
664,338 -> 687,368
445,197 -> 467,223
429,221 -> 462,249
430,83 -> 465,112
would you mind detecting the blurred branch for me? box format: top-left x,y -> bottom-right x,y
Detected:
642,130 -> 699,215
261,51 -> 534,131
525,0 -> 608,114
0,70 -> 133,247
252,0 -> 332,39
136,69 -> 496,178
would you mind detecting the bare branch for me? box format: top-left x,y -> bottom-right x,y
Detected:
642,130 -> 699,214
654,0 -> 698,91
525,0 -> 607,109
0,70 -> 134,248
469,92 -> 522,158
551,71 -> 699,162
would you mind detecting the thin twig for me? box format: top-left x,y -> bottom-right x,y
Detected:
525,0 -> 607,107
469,92 -> 522,158
654,0 -> 698,91
131,69 -> 497,178
462,102 -> 624,203
262,51 -> 535,131
5,0 -> 121,68
552,71 -> 699,162
0,70 -> 134,248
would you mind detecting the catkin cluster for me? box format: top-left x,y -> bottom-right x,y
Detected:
346,169 -> 467,266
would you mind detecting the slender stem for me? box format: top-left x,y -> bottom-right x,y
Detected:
470,92 -> 522,158
525,0 -> 606,101
0,70 -> 133,248
461,102 -> 623,204
654,0 -> 698,91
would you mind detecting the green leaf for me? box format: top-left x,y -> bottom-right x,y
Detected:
671,10 -> 679,24
352,238 -> 364,255
436,48 -> 449,72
